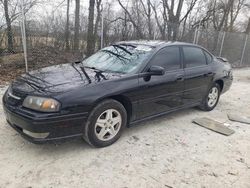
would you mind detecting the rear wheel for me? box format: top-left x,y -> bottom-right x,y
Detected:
83,99 -> 127,147
199,83 -> 221,111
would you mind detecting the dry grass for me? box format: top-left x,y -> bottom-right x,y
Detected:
0,47 -> 82,85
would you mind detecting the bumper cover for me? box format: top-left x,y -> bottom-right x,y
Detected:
3,105 -> 88,144
221,77 -> 233,94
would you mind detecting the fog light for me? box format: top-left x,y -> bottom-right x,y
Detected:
23,130 -> 49,139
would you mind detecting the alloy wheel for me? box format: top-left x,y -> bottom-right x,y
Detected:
94,109 -> 122,141
207,87 -> 219,107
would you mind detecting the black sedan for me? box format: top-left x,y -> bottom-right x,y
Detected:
2,41 -> 233,147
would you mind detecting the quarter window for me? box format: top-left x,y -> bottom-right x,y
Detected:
150,47 -> 181,70
203,50 -> 213,64
183,46 -> 207,68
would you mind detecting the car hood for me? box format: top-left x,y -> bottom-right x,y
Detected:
11,63 -> 123,94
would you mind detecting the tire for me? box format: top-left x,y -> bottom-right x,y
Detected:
83,99 -> 127,148
199,83 -> 221,111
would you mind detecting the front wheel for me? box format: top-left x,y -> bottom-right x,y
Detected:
199,83 -> 221,111
83,99 -> 127,148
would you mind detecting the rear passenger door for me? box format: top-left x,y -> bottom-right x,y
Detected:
182,46 -> 213,105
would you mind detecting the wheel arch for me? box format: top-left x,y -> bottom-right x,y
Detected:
215,79 -> 224,92
93,95 -> 133,126
109,95 -> 132,126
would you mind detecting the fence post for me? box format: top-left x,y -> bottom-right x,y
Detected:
219,31 -> 226,57
240,34 -> 248,66
100,4 -> 104,49
21,0 -> 28,72
193,28 -> 197,44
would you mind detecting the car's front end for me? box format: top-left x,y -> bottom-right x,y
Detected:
1,63 -> 99,143
2,85 -> 88,143
2,56 -> 128,144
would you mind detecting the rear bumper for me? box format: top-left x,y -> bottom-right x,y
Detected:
3,105 -> 88,144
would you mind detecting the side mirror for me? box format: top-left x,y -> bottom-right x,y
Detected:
148,65 -> 165,76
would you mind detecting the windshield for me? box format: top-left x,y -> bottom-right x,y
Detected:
82,44 -> 153,74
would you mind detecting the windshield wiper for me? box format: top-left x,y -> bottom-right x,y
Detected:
81,65 -> 103,72
80,66 -> 91,84
102,49 -> 129,60
71,62 -> 84,80
112,44 -> 132,55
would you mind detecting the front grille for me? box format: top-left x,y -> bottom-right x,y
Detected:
12,90 -> 27,98
6,88 -> 27,107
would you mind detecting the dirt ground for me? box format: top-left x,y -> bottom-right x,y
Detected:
0,48 -> 82,85
0,68 -> 250,188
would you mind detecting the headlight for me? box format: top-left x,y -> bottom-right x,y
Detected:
23,96 -> 60,112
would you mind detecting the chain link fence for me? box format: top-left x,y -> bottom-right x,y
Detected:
194,29 -> 250,67
0,11 -> 249,84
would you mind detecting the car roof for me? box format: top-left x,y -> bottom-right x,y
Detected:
116,40 -> 200,48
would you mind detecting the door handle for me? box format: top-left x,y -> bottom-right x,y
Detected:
176,76 -> 184,82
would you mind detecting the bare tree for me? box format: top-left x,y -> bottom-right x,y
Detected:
74,0 -> 80,50
211,0 -> 235,31
117,0 -> 144,39
139,0 -> 153,39
0,0 -> 249,57
86,0 -> 95,56
163,0 -> 198,40
93,0 -> 102,49
121,10 -> 129,40
2,0 -> 14,52
65,0 -> 70,50
192,0 -> 247,51
228,0 -> 246,31
150,1 -> 167,40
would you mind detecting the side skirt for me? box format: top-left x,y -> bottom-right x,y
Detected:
128,102 -> 201,127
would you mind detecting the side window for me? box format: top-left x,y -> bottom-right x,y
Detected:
203,50 -> 213,64
183,46 -> 207,68
150,46 -> 181,70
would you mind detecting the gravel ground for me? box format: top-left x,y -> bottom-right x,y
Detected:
0,68 -> 250,188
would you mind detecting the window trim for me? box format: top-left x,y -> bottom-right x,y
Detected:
202,49 -> 213,64
182,46 -> 208,69
143,45 -> 183,72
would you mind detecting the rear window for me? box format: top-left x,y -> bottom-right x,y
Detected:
203,50 -> 213,64
183,46 -> 207,68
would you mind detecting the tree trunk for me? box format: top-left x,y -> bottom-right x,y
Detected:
3,0 -> 14,53
74,0 -> 80,51
93,0 -> 102,50
147,0 -> 152,39
122,11 -> 128,40
65,0 -> 70,50
86,0 -> 95,57
151,2 -> 166,40
117,0 -> 144,39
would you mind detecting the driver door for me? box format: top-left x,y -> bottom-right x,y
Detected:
136,46 -> 185,119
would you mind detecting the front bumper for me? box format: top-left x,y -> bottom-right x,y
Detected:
3,104 -> 88,144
